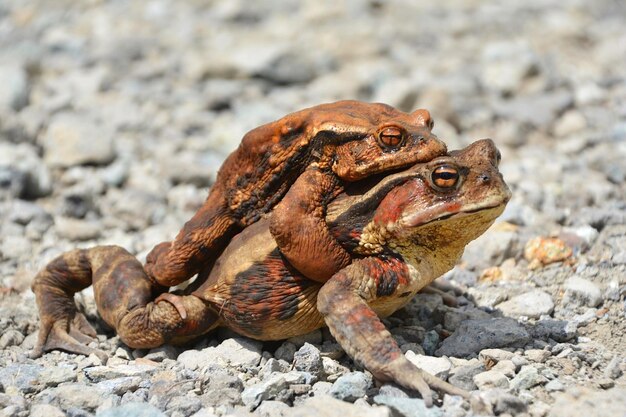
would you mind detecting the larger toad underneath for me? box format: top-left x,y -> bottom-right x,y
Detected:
32,139 -> 510,406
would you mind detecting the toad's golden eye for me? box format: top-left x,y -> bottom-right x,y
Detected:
378,126 -> 405,148
432,165 -> 460,189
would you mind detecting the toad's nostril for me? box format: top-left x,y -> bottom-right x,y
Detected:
480,173 -> 491,182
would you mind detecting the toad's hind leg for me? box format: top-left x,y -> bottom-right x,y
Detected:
32,246 -> 219,359
145,196 -> 240,287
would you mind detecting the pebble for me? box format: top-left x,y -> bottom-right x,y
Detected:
473,370 -> 510,390
255,400 -> 291,417
373,395 -> 442,417
510,365 -> 547,391
0,364 -> 44,394
97,402 -> 166,417
177,338 -> 262,370
83,364 -> 157,382
448,363 -> 485,391
241,374 -> 288,410
0,63 -> 29,110
405,351 -> 452,379
321,356 -> 349,382
545,379 -> 565,392
524,237 -> 573,266
436,318 -> 530,357
287,395 -> 391,417
292,343 -> 324,381
563,276 -> 604,307
495,290 -> 555,319
329,372 -> 372,403
47,383 -> 108,412
529,319 -> 577,342
29,404 -> 66,417
524,349 -> 551,363
491,360 -> 516,378
41,112 -> 116,167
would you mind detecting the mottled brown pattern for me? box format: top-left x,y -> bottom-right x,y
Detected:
33,139 -> 510,406
144,100 -> 446,287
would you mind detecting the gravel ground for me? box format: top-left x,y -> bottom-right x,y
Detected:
1,1 -> 625,416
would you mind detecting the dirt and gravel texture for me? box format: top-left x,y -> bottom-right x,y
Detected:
1,0 -> 625,416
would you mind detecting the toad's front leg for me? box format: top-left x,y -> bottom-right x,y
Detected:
270,168 -> 352,282
32,246 -> 219,359
317,257 -> 468,407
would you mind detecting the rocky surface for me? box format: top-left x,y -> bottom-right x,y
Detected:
1,0 -> 625,416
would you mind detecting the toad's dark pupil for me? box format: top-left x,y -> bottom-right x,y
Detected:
435,171 -> 457,180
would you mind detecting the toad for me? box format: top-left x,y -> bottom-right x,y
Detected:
32,139 -> 510,406
145,100 -> 446,286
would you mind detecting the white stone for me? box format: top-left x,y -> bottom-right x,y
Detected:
405,351 -> 453,379
496,290 -> 555,319
41,112 -> 115,167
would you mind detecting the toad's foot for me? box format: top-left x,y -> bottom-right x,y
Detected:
32,245 -> 220,357
31,311 -> 108,363
155,292 -> 188,320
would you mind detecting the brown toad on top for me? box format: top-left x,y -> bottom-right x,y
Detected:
32,139 -> 510,406
145,100 -> 446,286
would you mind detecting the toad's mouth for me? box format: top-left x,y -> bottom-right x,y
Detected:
402,192 -> 510,228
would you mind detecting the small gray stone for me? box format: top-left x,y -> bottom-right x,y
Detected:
41,112 -> 116,167
255,400 -> 290,417
287,395 -> 390,417
479,349 -> 515,363
473,370 -> 510,389
374,394 -> 443,417
496,290 -> 555,319
0,364 -> 44,393
144,345 -> 179,362
524,349 -> 551,363
84,364 -> 157,383
491,360 -> 516,378
436,318 -> 530,358
461,228 -> 518,271
241,374 -> 288,410
97,376 -> 143,395
49,383 -> 107,411
563,276 -> 603,307
545,379 -> 565,392
449,363 -> 485,391
97,402 -> 165,417
165,395 -> 203,415
258,358 -> 289,380
510,365 -> 547,391
293,343 -> 324,380
0,143 -> 52,199
329,372 -> 372,403
529,319 -> 577,342
405,351 -> 452,379
38,366 -> 77,387
178,338 -> 262,370
30,404 -> 66,417
274,341 -> 297,363
603,355 -> 623,380
0,328 -> 24,348
0,63 -> 29,110
198,364 -> 243,408
54,217 -> 102,241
